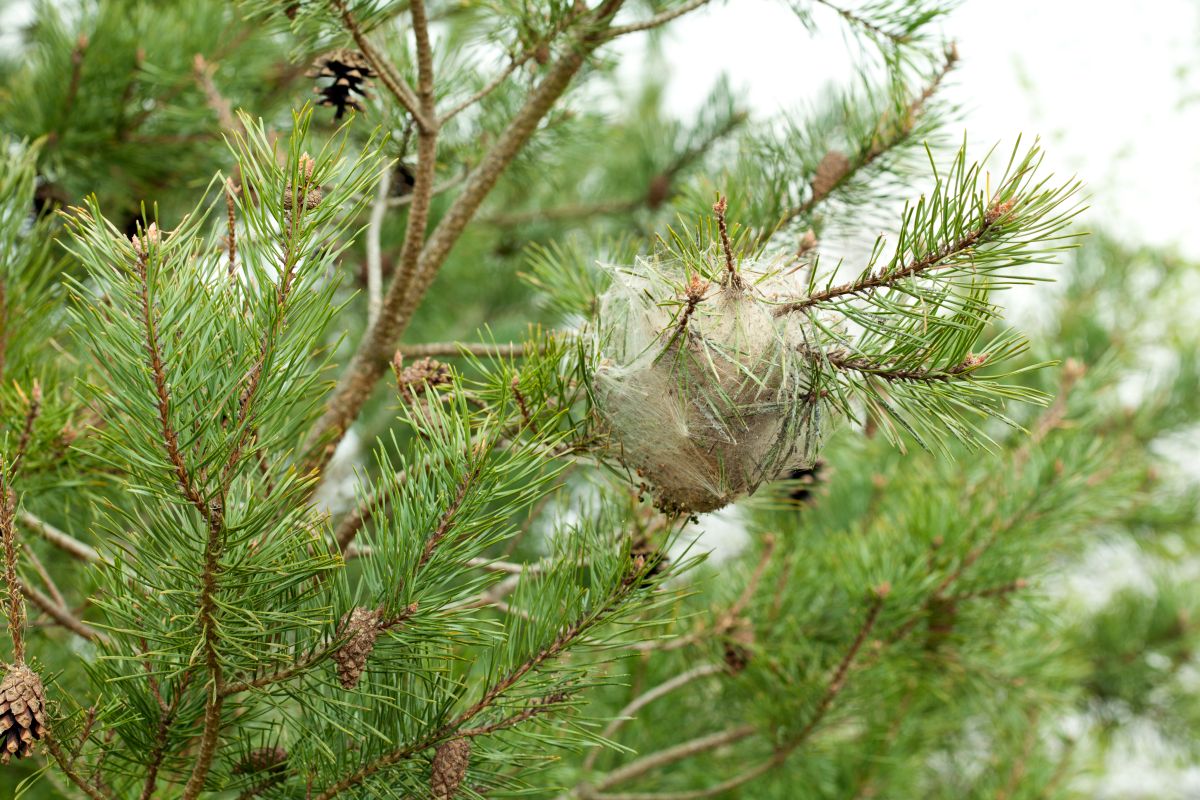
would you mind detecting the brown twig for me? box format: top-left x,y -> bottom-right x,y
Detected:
10,379 -> 43,478
711,196 -> 742,290
604,0 -> 716,37
17,510 -> 100,563
0,469 -> 26,662
312,552 -> 642,800
46,735 -> 111,800
193,54 -> 240,133
772,45 -> 958,236
225,178 -> 239,279
47,35 -> 89,148
21,579 -> 103,643
775,216 -> 993,316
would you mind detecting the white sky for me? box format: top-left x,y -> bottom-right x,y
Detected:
629,0 -> 1200,258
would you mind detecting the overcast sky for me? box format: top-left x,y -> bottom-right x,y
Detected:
630,0 -> 1200,258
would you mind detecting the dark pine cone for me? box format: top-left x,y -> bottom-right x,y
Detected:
308,49 -> 376,119
0,665 -> 47,764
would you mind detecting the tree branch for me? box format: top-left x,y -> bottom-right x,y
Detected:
604,0 -> 716,38
302,0 -> 627,479
16,511 -> 100,563
774,214 -> 994,316
21,580 -> 104,644
772,45 -> 957,235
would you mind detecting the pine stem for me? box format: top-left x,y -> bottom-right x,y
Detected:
0,468 -> 25,663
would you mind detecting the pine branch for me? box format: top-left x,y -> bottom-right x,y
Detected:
312,555 -> 645,799
605,0 -> 717,38
46,735 -> 111,800
193,54 -> 239,133
439,5 -> 590,123
21,579 -> 103,643
590,583 -> 888,797
302,0 -> 628,478
588,725 -> 759,792
583,663 -> 726,772
775,203 -> 996,316
9,379 -> 42,478
774,45 -> 958,234
16,510 -> 100,564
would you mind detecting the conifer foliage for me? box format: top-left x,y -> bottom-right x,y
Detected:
0,1 -> 1196,798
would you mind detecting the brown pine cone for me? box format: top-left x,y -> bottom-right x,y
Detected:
332,607 -> 382,689
234,745 -> 288,775
430,738 -> 471,800
0,665 -> 47,764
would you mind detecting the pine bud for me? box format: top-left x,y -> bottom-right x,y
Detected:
0,665 -> 47,764
332,606 -> 382,689
298,153 -> 316,181
430,738 -> 471,800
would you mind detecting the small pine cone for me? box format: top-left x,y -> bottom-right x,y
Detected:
811,150 -> 851,199
234,745 -> 288,775
0,665 -> 47,764
722,617 -> 755,674
394,356 -> 452,402
282,184 -> 323,212
332,607 -> 382,689
430,738 -> 471,800
645,173 -> 671,209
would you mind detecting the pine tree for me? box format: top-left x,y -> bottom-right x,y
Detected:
0,1 -> 1195,798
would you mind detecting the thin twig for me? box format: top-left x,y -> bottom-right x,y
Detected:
47,35 -> 89,148
0,470 -> 26,662
21,580 -> 103,644
775,215 -> 994,316
772,45 -> 958,235
583,663 -> 725,772
16,510 -> 100,564
46,736 -> 110,800
367,165 -> 392,329
23,545 -> 65,607
10,379 -> 42,478
604,0 -> 716,38
439,5 -> 590,123
225,178 -> 239,278
193,54 -> 240,133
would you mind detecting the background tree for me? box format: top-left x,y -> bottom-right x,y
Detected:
0,1 -> 1196,798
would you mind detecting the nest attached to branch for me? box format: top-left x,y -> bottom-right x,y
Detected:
594,250 -> 833,514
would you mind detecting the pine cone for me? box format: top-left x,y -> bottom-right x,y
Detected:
281,184 -> 324,213
430,738 -> 471,800
0,665 -> 47,764
308,50 -> 376,119
811,150 -> 851,199
332,607 -> 382,689
234,745 -> 288,775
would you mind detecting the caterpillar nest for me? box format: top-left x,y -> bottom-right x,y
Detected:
594,250 -> 834,514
